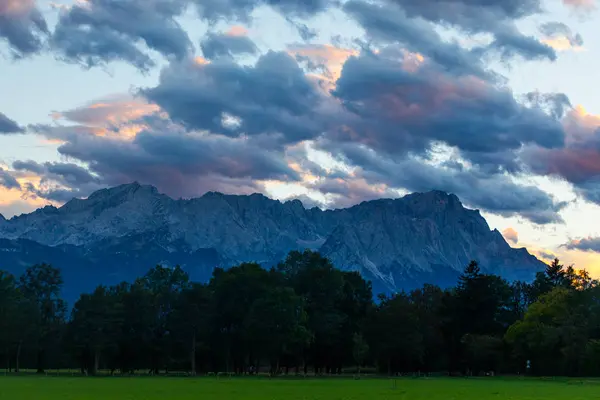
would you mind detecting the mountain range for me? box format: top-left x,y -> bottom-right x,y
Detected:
0,182 -> 545,302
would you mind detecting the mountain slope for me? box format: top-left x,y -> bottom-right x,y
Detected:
0,183 -> 545,301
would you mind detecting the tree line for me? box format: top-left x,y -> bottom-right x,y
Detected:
1,250 -> 599,377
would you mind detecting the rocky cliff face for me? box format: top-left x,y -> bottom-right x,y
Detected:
0,182 -> 545,300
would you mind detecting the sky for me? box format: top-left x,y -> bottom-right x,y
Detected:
1,0 -> 600,273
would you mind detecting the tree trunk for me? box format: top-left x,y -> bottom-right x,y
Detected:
15,341 -> 22,373
190,332 -> 196,376
36,348 -> 45,374
92,349 -> 100,376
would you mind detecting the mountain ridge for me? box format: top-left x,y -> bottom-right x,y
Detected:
0,182 -> 545,300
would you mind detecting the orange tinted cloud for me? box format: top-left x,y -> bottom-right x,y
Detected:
53,94 -> 159,127
226,25 -> 248,37
541,37 -> 584,52
50,94 -> 160,140
0,174 -> 54,218
287,44 -> 359,90
502,227 -> 519,244
194,56 -> 210,65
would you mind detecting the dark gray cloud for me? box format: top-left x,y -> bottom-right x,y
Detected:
311,176 -> 400,209
535,250 -> 556,261
564,237 -> 600,253
317,141 -> 566,224
12,160 -> 103,202
143,51 -> 334,147
486,26 -> 556,62
396,0 -> 542,22
0,112 -> 24,134
343,0 -> 492,80
0,0 -> 48,57
539,21 -> 584,47
27,114 -> 301,200
0,167 -> 20,190
329,47 -> 565,171
200,31 -> 258,60
385,0 -> 555,61
13,160 -> 100,186
524,91 -> 573,120
193,0 -> 336,22
51,0 -> 192,71
12,160 -> 45,174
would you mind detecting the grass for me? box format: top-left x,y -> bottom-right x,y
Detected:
1,375 -> 599,399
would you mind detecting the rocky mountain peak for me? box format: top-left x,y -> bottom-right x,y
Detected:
0,184 -> 545,294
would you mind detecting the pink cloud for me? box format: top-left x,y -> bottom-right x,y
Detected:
0,0 -> 36,16
522,106 -> 600,197
563,0 -> 596,9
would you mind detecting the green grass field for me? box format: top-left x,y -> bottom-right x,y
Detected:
1,376 -> 599,400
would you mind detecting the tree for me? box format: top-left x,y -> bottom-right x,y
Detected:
368,293 -> 423,374
139,265 -> 190,374
461,334 -> 503,375
0,271 -> 19,370
69,286 -> 124,375
505,287 -> 587,375
18,264 -> 66,373
278,250 -> 346,374
209,263 -> 274,373
410,284 -> 446,372
352,333 -> 369,376
546,258 -> 567,288
172,283 -> 211,375
244,287 -> 311,374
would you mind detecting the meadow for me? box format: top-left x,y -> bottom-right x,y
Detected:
0,376 -> 599,400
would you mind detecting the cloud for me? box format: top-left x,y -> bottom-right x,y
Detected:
25,94 -> 301,200
0,0 -> 48,57
383,0 -> 556,62
287,43 -> 359,90
0,112 -> 24,134
522,106 -> 600,205
317,142 -> 566,224
51,93 -> 160,129
0,167 -> 20,190
311,176 -> 400,208
523,91 -> 573,120
193,0 -> 336,22
539,22 -> 584,51
485,26 -> 556,62
142,51 -> 336,148
564,237 -> 600,253
200,29 -> 258,60
329,47 -> 565,171
51,0 -> 193,71
531,249 -> 557,262
563,0 -> 596,11
11,160 -> 103,202
502,227 -> 519,244
342,1 -> 493,80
